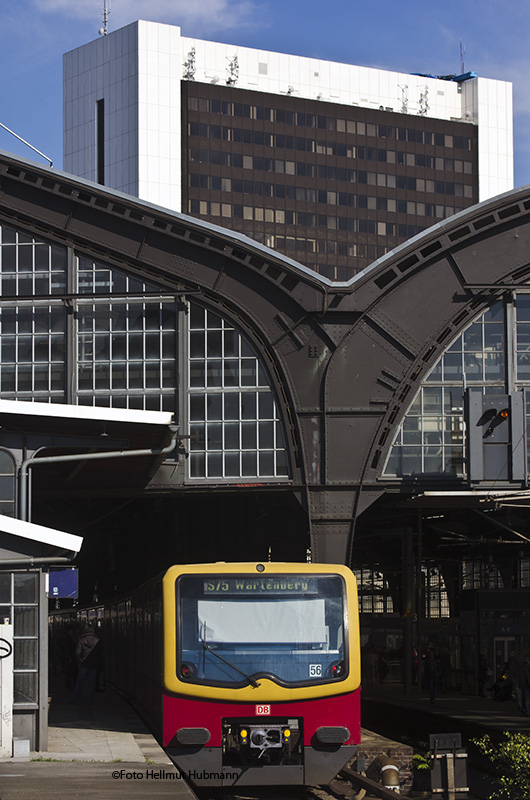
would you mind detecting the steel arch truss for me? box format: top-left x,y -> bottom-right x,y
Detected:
1,153 -> 530,563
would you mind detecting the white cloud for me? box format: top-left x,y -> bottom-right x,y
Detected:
31,0 -> 264,34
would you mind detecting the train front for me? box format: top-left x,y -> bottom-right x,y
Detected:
162,562 -> 360,787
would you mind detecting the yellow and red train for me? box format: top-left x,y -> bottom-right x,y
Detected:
51,562 -> 361,787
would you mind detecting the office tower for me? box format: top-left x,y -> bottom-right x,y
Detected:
64,21 -> 513,278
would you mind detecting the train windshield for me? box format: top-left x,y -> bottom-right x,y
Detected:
177,573 -> 347,686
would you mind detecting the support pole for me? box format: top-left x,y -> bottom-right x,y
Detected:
403,526 -> 414,696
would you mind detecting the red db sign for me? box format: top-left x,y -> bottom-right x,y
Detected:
255,705 -> 271,715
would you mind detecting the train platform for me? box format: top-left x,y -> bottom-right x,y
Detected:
362,681 -> 530,737
0,682 -> 198,800
361,684 -> 529,799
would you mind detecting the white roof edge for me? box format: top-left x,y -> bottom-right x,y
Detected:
0,398 -> 174,426
0,514 -> 83,554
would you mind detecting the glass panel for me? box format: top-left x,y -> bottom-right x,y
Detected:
259,451 -> 274,475
484,351 -> 504,380
384,300 -> 510,478
189,453 -> 205,477
14,607 -> 37,636
0,450 -> 15,475
207,453 -> 223,477
424,447 -> 443,473
516,294 -> 530,322
207,423 -> 223,449
517,355 -> 530,380
464,323 -> 483,350
444,417 -> 463,445
14,672 -> 38,705
190,361 -> 205,388
484,323 -> 504,351
517,323 -> 530,345
484,301 -> 503,322
0,476 -> 15,501
187,303 -> 288,479
444,448 -> 464,473
242,452 -> 257,475
401,448 -> 422,475
0,574 -> 11,603
444,388 -> 464,413
14,639 -> 37,670
14,573 -> 37,604
402,416 -> 421,445
464,352 -> 483,379
206,395 -> 222,421
442,352 -> 463,381
178,573 -> 345,686
423,418 -> 443,445
225,453 -> 240,476
190,331 -> 205,358
422,388 -> 442,414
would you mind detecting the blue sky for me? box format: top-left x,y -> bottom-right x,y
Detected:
1,0 -> 529,188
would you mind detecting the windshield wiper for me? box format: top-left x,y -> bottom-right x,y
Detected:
201,622 -> 260,688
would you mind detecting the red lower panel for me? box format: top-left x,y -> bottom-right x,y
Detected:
163,689 -> 361,747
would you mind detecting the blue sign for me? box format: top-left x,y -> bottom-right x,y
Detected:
48,569 -> 78,598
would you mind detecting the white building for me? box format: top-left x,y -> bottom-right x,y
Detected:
63,20 -> 513,277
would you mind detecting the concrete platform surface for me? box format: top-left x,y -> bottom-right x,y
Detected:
363,681 -> 530,734
43,681 -> 172,764
0,679 -> 172,764
0,762 -> 197,800
0,682 -> 199,800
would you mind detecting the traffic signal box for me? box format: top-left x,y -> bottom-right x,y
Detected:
466,390 -> 526,483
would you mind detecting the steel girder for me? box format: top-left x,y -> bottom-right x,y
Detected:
1,152 -> 530,564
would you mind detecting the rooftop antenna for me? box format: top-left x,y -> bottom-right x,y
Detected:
460,40 -> 465,74
399,84 -> 409,114
98,0 -> 110,36
418,85 -> 429,116
183,47 -> 196,80
226,54 -> 239,85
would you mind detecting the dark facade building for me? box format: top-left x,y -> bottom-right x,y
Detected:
63,20 -> 512,280
182,83 -> 478,278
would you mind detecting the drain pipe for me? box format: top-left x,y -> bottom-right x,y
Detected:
19,424 -> 180,523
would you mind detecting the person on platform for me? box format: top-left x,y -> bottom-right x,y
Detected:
423,642 -> 439,703
73,624 -> 103,706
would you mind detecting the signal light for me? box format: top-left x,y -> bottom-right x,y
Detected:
180,662 -> 196,679
330,660 -> 344,677
499,408 -> 509,419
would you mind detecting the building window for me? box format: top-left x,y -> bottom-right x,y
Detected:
462,559 -> 503,590
0,304 -> 66,400
0,226 -> 67,401
0,223 -> 291,483
0,571 -> 39,706
422,566 -> 450,618
520,558 -> 530,588
353,567 -> 394,614
0,450 -> 16,517
187,304 -> 289,480
385,301 -> 505,478
74,257 -> 177,411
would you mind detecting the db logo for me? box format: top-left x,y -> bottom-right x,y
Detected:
255,705 -> 271,715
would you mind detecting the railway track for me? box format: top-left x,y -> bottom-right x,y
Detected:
190,767 -> 402,800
